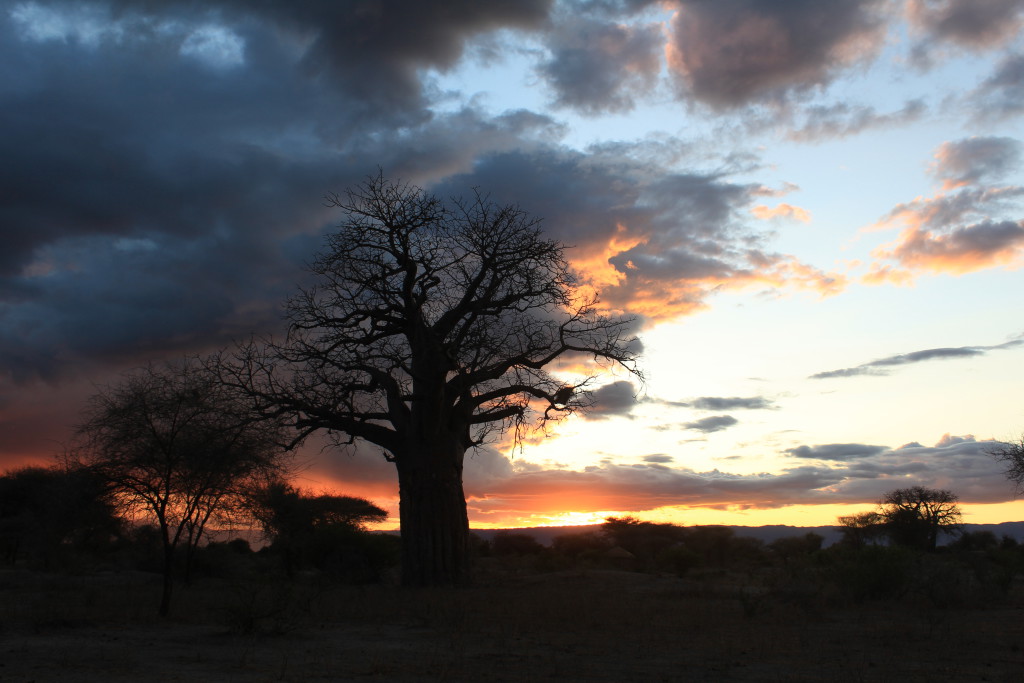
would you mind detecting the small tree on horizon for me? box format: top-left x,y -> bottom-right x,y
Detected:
216,174 -> 641,587
245,480 -> 387,576
877,486 -> 962,551
71,357 -> 293,616
836,511 -> 886,549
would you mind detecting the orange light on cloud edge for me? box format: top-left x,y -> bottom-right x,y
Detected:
319,470 -> 1024,531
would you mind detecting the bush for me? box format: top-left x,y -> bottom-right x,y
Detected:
769,533 -> 824,563
826,545 -> 918,602
551,531 -> 609,561
491,532 -> 546,557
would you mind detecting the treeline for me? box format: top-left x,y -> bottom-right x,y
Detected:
0,464 -> 398,595
472,508 -> 1024,609
6,464 -> 1024,616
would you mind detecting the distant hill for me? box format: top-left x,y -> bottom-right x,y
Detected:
470,521 -> 1024,547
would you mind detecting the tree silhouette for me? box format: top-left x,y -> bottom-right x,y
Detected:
71,357 -> 292,616
988,435 -> 1024,493
878,486 -> 962,551
836,511 -> 885,549
217,174 -> 640,586
0,465 -> 120,568
246,480 -> 387,576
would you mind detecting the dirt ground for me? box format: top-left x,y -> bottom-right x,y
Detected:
2,568 -> 1023,682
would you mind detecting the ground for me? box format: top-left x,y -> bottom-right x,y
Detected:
2,567 -> 1023,682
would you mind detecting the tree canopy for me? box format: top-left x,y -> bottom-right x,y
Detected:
878,486 -> 962,551
218,174 -> 641,585
72,356 -> 292,615
989,435 -> 1024,494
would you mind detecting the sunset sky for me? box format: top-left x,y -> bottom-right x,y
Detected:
3,0 -> 1024,529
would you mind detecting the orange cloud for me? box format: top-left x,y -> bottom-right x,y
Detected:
570,234 -> 846,323
867,221 -> 1024,280
570,222 -> 648,292
751,203 -> 812,222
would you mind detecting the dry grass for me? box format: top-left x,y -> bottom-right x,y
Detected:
2,566 -> 1023,682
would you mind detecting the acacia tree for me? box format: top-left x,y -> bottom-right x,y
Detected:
878,486 -> 962,551
245,480 -> 387,576
71,357 -> 292,616
835,511 -> 885,549
218,174 -> 640,586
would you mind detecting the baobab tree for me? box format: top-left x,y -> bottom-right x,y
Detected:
217,174 -> 641,586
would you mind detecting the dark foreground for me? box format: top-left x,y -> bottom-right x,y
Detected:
2,567 -> 1023,682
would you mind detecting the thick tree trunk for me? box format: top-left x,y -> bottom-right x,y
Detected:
395,439 -> 470,587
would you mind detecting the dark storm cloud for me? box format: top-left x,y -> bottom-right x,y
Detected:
120,0 -> 553,116
908,0 -> 1024,49
786,444 -> 887,461
810,339 -> 1024,379
539,14 -> 662,114
434,145 -> 827,320
0,2 -> 566,383
931,137 -> 1022,189
666,0 -> 887,109
566,0 -> 662,14
682,415 -> 738,433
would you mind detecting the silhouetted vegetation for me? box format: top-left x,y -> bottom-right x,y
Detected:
0,465 -> 121,569
989,434 -> 1024,493
214,174 -> 641,587
836,486 -> 963,552
68,357 -> 294,615
245,480 -> 393,581
878,486 -> 962,551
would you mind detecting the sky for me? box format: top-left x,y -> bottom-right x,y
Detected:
2,0 -> 1024,529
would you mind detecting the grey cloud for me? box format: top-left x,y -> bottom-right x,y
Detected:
878,187 -> 1024,235
0,1 -> 568,382
787,100 -> 926,142
931,137 -> 1022,188
238,428 -> 1017,515
667,0 -> 887,109
120,0 -> 554,117
539,15 -> 661,114
880,219 -> 1024,272
683,415 -> 738,433
565,0 -> 662,15
973,53 -> 1024,120
582,380 -> 639,419
810,340 -> 1024,379
464,432 -> 1014,516
435,146 -> 798,318
786,444 -> 887,461
908,0 -> 1024,50
691,396 -> 774,411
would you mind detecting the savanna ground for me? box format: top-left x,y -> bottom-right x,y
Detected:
3,558 -> 1023,682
